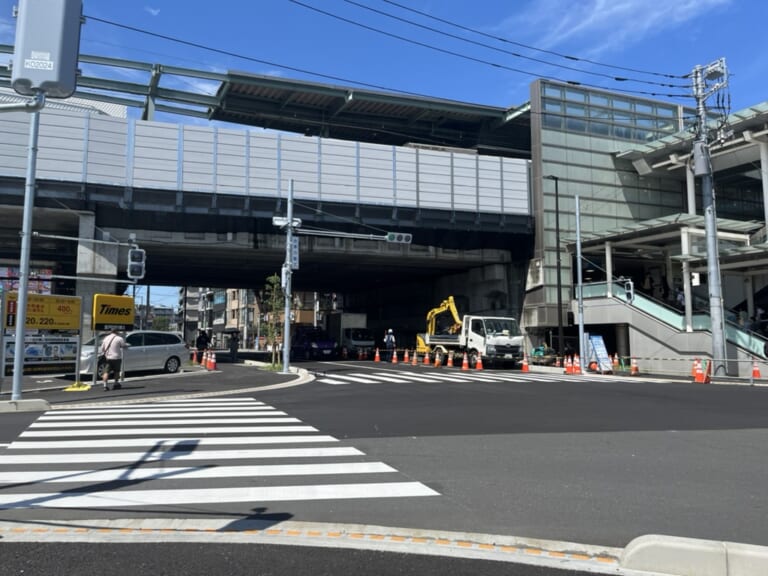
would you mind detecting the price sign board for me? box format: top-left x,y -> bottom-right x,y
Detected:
3,292 -> 81,331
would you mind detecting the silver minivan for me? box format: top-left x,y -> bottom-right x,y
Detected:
80,330 -> 188,378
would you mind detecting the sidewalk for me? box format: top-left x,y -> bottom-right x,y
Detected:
0,359 -> 305,412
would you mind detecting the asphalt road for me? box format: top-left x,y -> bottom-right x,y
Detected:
1,359 -> 767,574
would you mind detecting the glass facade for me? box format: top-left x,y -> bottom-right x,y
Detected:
526,80 -> 695,331
540,83 -> 686,143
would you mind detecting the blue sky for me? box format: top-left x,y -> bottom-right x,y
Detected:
2,0 -> 766,113
2,0 -> 766,307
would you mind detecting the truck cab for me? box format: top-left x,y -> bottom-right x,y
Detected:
463,315 -> 524,367
340,327 -> 375,359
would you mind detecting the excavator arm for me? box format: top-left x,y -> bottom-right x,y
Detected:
425,296 -> 463,336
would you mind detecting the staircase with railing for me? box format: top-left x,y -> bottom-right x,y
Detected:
579,282 -> 767,377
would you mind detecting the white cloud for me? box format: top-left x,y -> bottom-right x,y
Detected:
500,0 -> 731,59
145,6 -> 161,17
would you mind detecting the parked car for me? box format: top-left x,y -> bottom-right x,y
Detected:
80,330 -> 189,378
290,326 -> 338,360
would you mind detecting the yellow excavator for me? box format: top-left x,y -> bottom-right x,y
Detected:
416,295 -> 524,367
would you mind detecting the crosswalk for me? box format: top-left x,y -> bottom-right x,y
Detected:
0,398 -> 438,510
316,368 -> 677,386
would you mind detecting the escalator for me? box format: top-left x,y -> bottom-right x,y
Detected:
580,282 -> 767,378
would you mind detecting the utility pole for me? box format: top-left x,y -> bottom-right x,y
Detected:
691,58 -> 728,375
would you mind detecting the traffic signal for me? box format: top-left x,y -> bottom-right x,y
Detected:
625,280 -> 634,303
127,248 -> 146,280
385,231 -> 412,244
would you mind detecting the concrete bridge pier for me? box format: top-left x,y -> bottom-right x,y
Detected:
76,212 -> 121,341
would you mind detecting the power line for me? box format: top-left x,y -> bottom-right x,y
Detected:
341,0 -> 689,89
380,0 -> 687,80
288,0 -> 692,100
85,15 -> 437,99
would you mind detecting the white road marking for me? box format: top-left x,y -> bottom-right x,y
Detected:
317,378 -> 351,385
0,446 -> 365,464
53,403 -> 271,414
39,409 -> 284,420
0,482 -> 439,509
21,425 -> 318,438
30,417 -> 300,428
9,435 -> 339,449
0,462 -> 397,483
2,397 -> 440,509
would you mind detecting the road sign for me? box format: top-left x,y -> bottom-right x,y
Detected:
291,237 -> 299,270
92,294 -> 135,331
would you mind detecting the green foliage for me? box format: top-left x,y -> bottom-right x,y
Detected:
262,273 -> 285,367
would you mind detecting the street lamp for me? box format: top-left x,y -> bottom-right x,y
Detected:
544,175 -> 564,357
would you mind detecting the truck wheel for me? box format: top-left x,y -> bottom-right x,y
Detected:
468,350 -> 480,369
434,350 -> 445,366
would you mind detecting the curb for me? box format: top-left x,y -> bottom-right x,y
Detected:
0,398 -> 51,413
621,534 -> 768,576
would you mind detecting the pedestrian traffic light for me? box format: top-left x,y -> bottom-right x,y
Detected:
127,248 -> 146,280
385,231 -> 412,244
625,280 -> 634,303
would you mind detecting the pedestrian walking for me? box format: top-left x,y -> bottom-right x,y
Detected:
100,329 -> 128,391
195,330 -> 210,353
229,332 -> 239,363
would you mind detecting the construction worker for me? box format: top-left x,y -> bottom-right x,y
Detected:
384,328 -> 396,362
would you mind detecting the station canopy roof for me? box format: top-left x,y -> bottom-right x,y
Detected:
0,46 -> 531,158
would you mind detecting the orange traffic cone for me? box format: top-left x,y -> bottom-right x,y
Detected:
199,350 -> 206,365
573,354 -> 582,375
434,353 -> 441,368
391,349 -> 398,364
447,353 -> 454,368
753,360 -> 762,379
192,348 -> 198,364
630,356 -> 639,376
412,351 -> 418,366
210,352 -> 217,371
565,355 -> 572,375
404,349 -> 410,364
555,356 -> 561,368
702,359 -> 711,383
423,351 -> 431,366
694,359 -> 704,383
475,355 -> 484,370
374,348 -> 381,362
461,352 -> 470,371
522,354 -> 529,373
612,354 -> 619,369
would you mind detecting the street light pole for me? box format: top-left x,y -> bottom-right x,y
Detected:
545,175 -> 564,356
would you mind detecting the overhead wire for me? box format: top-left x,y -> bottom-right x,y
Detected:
85,15 -> 439,99
287,0 -> 692,100
379,0 -> 687,80
341,0 -> 690,89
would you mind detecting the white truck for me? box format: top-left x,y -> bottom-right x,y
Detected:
326,312 -> 376,360
415,296 -> 524,367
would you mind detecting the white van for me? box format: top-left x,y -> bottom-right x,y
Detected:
80,330 -> 188,378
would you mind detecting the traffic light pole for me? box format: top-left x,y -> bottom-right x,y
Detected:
281,180 -> 296,374
9,98 -> 43,401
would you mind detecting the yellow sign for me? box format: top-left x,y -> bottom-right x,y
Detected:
3,293 -> 82,331
92,294 -> 135,331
